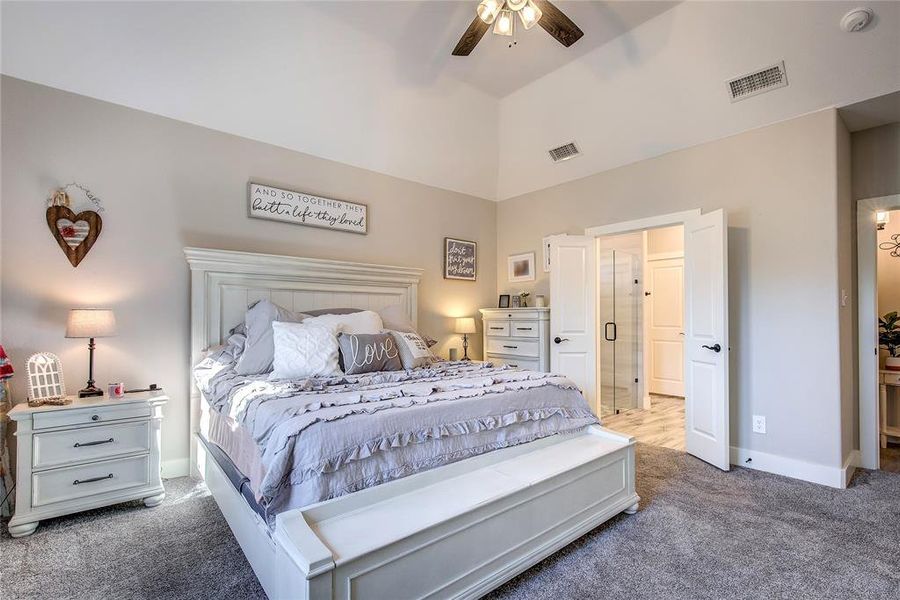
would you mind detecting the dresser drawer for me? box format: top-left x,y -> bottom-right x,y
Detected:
32,454 -> 151,507
487,338 -> 540,357
32,404 -> 151,431
33,420 -> 151,471
488,356 -> 541,371
510,321 -> 539,338
883,371 -> 900,386
485,321 -> 510,337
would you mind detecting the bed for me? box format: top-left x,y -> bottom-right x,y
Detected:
186,247 -> 638,600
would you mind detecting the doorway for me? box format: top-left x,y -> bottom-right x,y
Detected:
858,195 -> 900,471
597,226 -> 686,451
549,209 -> 730,471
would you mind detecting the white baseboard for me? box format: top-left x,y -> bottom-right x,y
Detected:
841,449 -> 860,488
162,458 -> 190,479
729,446 -> 849,489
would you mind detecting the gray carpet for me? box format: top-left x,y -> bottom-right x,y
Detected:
2,444 -> 899,599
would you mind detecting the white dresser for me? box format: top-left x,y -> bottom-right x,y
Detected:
7,391 -> 168,537
479,307 -> 551,372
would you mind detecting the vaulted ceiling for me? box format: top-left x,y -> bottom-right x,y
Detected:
2,1 -> 899,200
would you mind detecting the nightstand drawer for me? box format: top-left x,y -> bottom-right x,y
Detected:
32,404 -> 151,431
485,322 -> 510,337
32,454 -> 151,507
33,421 -> 151,470
510,321 -> 539,338
488,356 -> 540,371
487,338 -> 540,357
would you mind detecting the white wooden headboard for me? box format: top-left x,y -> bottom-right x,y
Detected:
184,247 -> 423,475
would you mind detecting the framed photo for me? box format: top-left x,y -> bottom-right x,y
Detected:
498,294 -> 510,308
247,182 -> 367,234
511,295 -> 521,308
444,238 -> 477,281
508,252 -> 536,283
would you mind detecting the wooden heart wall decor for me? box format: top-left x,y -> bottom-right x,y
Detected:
46,184 -> 105,267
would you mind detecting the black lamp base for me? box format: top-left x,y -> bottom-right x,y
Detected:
461,334 -> 472,361
78,385 -> 104,398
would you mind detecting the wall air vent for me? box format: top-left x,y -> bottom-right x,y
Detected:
548,141 -> 581,163
726,61 -> 788,102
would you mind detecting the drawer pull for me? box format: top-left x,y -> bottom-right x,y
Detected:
503,345 -> 518,349
74,437 -> 115,448
490,327 -> 504,330
516,327 -> 533,331
73,473 -> 114,486
91,415 -> 101,422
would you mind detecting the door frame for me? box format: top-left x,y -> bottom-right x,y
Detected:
857,194 -> 900,470
585,209 -> 700,433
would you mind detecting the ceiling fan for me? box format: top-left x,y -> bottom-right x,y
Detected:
452,0 -> 584,56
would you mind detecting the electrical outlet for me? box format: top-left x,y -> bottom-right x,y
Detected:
752,415 -> 766,434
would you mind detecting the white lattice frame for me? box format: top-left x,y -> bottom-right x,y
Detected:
25,352 -> 66,402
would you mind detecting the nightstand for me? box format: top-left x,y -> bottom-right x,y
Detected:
7,391 -> 167,537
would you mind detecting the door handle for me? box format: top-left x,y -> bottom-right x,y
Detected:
604,322 -> 617,342
701,343 -> 722,353
553,337 -> 570,344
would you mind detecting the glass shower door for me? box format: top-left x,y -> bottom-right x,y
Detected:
598,248 -> 640,417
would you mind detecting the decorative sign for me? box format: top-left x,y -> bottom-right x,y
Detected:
248,182 -> 367,234
444,237 -> 477,281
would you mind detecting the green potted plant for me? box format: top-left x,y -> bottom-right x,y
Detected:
879,311 -> 900,370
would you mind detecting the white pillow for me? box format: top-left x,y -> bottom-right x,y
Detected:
272,321 -> 342,379
389,330 -> 436,370
304,310 -> 383,335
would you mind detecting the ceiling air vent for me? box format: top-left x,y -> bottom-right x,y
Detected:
548,141 -> 581,163
726,61 -> 788,102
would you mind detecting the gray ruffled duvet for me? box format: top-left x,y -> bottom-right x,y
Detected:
194,345 -> 597,521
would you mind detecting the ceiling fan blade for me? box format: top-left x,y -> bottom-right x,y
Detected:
452,15 -> 490,56
535,1 -> 584,47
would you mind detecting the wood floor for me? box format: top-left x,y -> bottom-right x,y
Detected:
881,442 -> 900,473
601,394 -> 685,451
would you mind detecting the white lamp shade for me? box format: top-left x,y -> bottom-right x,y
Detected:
518,0 -> 542,29
493,9 -> 514,36
65,309 -> 117,338
455,317 -> 477,334
476,0 -> 503,24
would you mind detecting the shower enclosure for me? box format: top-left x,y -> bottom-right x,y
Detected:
598,248 -> 641,417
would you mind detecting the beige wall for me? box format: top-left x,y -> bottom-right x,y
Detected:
852,123 -> 900,201
0,77 -> 498,474
497,109 -> 847,468
647,226 -> 684,255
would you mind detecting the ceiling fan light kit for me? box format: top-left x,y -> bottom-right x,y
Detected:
454,0 -> 583,56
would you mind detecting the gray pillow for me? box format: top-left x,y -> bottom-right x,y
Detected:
234,300 -> 306,375
338,333 -> 402,375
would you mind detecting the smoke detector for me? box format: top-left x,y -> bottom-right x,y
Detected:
841,8 -> 874,32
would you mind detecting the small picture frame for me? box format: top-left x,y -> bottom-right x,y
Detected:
508,252 -> 536,283
542,236 -> 552,272
498,294 -> 511,308
511,295 -> 522,308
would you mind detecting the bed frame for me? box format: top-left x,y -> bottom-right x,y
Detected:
186,247 -> 639,600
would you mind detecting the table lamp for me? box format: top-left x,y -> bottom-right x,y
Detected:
66,308 -> 117,397
455,317 -> 476,361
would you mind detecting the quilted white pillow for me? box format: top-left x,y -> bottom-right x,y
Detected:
303,310 -> 383,335
271,321 -> 342,379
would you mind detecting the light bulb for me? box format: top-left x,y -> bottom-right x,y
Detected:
493,10 -> 513,36
477,0 -> 502,25
518,0 -> 542,30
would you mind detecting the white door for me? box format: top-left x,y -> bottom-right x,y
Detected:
550,235 -> 597,413
684,209 -> 730,470
648,257 -> 685,397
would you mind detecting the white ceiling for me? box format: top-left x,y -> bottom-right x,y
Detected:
839,91 -> 900,132
2,1 -> 899,201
